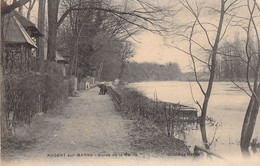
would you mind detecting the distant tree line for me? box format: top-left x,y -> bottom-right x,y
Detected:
215,34 -> 257,80
121,62 -> 182,82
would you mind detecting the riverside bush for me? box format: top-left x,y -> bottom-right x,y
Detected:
119,88 -> 189,137
120,88 -> 165,125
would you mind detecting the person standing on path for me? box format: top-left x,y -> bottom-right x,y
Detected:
86,81 -> 90,90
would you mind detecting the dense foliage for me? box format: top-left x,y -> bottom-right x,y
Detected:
2,62 -> 71,137
57,0 -> 138,81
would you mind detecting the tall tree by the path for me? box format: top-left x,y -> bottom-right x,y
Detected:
215,0 -> 260,155
37,0 -> 46,70
198,0 -> 260,155
240,0 -> 260,156
47,0 -> 60,61
174,0 -> 240,150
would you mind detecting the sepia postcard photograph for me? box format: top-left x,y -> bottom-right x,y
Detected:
1,0 -> 260,166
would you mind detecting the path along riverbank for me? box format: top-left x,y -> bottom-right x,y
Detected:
1,87 -> 190,163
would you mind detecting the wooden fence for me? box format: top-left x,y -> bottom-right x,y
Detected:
107,86 -> 197,121
107,86 -> 122,110
107,85 -> 198,138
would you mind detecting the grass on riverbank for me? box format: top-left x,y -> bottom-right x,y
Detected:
126,117 -> 191,157
114,86 -> 191,157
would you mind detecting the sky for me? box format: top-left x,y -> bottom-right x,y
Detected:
129,31 -> 192,72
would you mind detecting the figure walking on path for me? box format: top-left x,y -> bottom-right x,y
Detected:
98,84 -> 107,95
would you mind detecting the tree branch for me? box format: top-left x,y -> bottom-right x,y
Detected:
189,19 -> 206,95
57,4 -> 169,34
1,0 -> 30,16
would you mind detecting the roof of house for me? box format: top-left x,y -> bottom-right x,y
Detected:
55,52 -> 69,64
3,13 -> 37,48
43,47 -> 69,64
13,11 -> 43,37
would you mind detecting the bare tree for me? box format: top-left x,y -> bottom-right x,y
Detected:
208,0 -> 260,155
240,0 -> 260,156
172,0 -> 240,150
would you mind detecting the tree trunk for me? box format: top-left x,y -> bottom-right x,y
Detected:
47,0 -> 60,61
1,15 -> 8,138
199,0 -> 225,149
97,61 -> 103,81
37,0 -> 46,71
241,82 -> 260,155
27,9 -> 31,19
68,12 -> 80,77
69,52 -> 76,76
200,97 -> 210,148
69,34 -> 80,76
241,0 -> 260,154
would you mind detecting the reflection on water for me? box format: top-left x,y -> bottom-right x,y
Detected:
128,81 -> 260,157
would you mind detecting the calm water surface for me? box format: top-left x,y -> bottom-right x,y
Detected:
128,81 -> 260,157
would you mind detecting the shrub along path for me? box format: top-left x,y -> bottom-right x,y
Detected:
2,87 -> 190,162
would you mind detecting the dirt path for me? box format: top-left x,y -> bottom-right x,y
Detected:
3,87 -> 135,161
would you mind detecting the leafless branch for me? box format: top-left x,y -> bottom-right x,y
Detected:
224,0 -> 239,13
57,2 -> 171,35
189,19 -> 206,95
170,45 -> 210,67
1,0 -> 30,15
179,0 -> 214,48
245,0 -> 259,101
185,74 -> 203,111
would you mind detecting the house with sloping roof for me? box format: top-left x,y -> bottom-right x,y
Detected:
55,51 -> 69,76
2,11 -> 69,76
13,10 -> 43,38
2,11 -> 42,73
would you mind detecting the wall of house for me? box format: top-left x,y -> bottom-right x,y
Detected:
2,45 -> 38,73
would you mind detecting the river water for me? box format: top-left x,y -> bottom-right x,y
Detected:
128,81 -> 260,157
